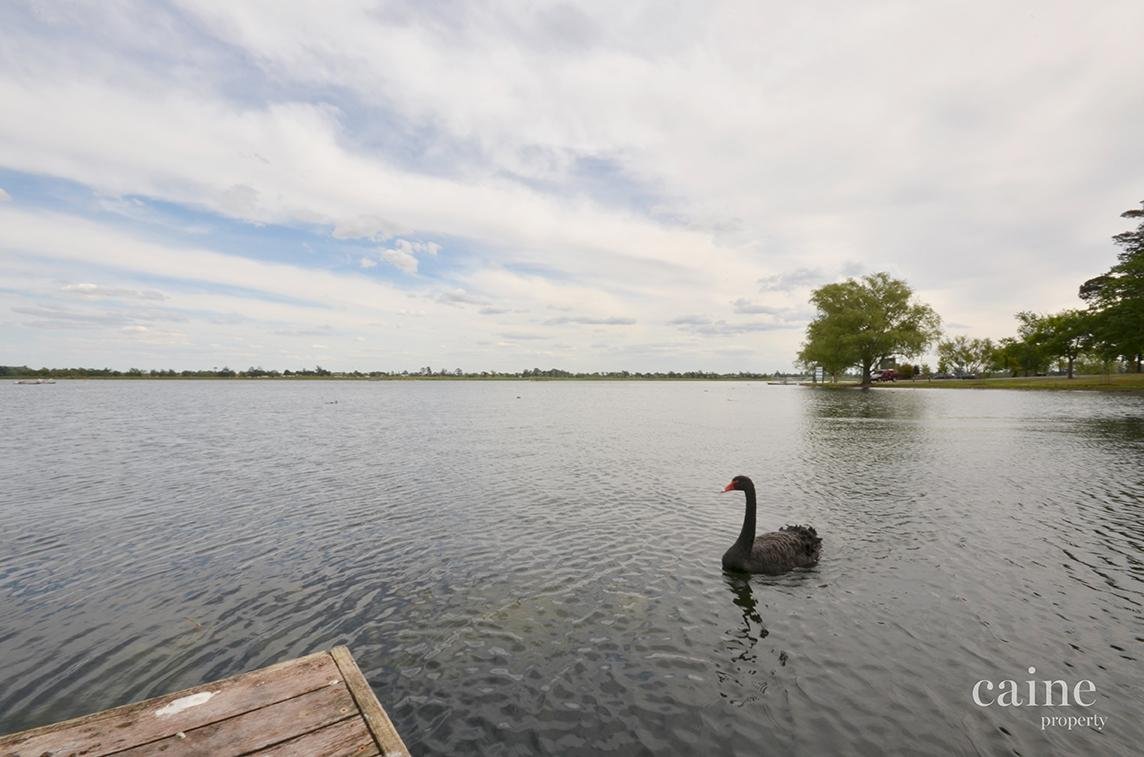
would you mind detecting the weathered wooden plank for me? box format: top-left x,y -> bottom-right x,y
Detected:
0,652 -> 340,757
115,681 -> 356,756
330,646 -> 410,757
253,716 -> 379,757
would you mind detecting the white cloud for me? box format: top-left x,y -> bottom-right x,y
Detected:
120,324 -> 188,345
63,282 -> 168,300
543,315 -> 636,326
0,187 -> 10,202
376,238 -> 441,274
435,288 -> 486,306
756,269 -> 826,293
333,215 -> 406,241
381,247 -> 418,274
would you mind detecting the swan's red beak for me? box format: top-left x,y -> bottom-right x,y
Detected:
722,482 -> 735,493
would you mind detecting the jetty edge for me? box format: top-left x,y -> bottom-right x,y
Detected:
0,645 -> 409,756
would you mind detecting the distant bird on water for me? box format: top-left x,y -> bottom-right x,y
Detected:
721,475 -> 821,574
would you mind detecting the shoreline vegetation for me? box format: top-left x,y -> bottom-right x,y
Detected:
798,204 -> 1144,386
5,366 -> 1142,391
805,373 -> 1144,392
1,365 -> 778,381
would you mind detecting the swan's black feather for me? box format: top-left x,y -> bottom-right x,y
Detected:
721,477 -> 823,574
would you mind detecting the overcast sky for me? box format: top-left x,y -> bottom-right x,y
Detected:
2,1 -> 1142,372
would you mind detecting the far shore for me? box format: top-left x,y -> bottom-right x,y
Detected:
11,373 -> 1144,391
9,374 -> 776,382
805,373 -> 1144,392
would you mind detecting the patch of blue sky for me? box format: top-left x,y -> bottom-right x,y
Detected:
0,169 -> 95,209
104,196 -> 353,270
0,169 -> 455,287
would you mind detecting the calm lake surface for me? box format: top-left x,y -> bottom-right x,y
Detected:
1,381 -> 1142,755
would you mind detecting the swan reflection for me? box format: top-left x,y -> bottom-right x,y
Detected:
716,573 -> 771,705
726,573 -> 765,630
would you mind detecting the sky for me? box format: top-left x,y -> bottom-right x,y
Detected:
2,1 -> 1143,373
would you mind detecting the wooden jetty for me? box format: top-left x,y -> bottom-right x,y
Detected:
0,646 -> 409,756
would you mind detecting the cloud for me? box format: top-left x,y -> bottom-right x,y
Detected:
757,268 -> 824,292
434,288 -> 486,306
120,324 -> 188,345
206,312 -> 250,325
730,298 -> 786,315
359,256 -> 378,268
754,262 -> 867,294
333,215 -> 406,241
374,239 -> 441,274
500,331 -> 548,340
63,282 -> 168,300
543,315 -> 636,326
381,247 -> 417,273
668,314 -> 800,336
15,306 -> 124,322
13,303 -> 184,326
667,314 -> 710,326
13,304 -> 141,330
273,325 -> 334,337
0,187 -> 10,202
730,299 -> 813,323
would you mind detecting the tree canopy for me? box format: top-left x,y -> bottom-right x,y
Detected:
1079,202 -> 1144,372
799,272 -> 941,385
936,335 -> 995,376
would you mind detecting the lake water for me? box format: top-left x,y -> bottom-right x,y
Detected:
1,380 -> 1142,755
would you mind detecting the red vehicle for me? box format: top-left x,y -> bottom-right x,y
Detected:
871,369 -> 898,382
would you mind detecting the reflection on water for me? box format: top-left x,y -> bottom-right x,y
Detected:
1,381 -> 1143,756
716,574 -> 767,707
726,574 -> 765,628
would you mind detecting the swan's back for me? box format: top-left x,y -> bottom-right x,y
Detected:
745,525 -> 821,574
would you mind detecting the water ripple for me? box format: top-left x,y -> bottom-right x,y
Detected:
1,381 -> 1142,755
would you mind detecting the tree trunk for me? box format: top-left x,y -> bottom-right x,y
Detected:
1067,356 -> 1074,379
861,361 -> 873,386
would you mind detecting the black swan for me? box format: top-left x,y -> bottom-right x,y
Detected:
721,475 -> 821,574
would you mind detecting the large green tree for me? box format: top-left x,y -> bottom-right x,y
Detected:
994,334 -> 1047,377
1035,310 -> 1090,379
799,272 -> 942,386
1080,202 -> 1144,372
936,335 -> 995,376
999,310 -> 1090,378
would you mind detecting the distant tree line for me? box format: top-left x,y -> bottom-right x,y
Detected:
937,202 -> 1144,378
799,202 -> 1144,383
0,364 -> 779,381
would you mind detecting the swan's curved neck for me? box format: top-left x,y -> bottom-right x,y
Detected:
736,483 -> 757,546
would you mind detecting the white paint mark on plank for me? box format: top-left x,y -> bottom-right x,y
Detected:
155,691 -> 216,717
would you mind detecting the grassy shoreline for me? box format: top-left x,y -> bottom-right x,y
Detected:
808,374 -> 1144,392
